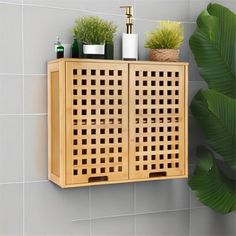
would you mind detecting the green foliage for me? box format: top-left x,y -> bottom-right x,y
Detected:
145,21 -> 184,49
189,146 -> 236,213
189,4 -> 236,98
191,90 -> 236,170
189,3 -> 236,214
72,16 -> 117,44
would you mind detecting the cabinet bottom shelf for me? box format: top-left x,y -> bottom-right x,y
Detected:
49,172 -> 188,188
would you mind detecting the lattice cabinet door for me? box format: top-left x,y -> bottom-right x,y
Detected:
129,63 -> 188,180
65,61 -> 129,185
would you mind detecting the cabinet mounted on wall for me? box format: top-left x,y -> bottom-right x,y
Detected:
48,59 -> 188,188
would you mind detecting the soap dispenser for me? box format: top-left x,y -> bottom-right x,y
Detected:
120,6 -> 138,60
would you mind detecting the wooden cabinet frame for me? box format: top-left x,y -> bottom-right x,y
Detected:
48,59 -> 188,188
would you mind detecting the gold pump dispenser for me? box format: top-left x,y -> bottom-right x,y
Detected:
120,6 -> 133,34
120,5 -> 138,60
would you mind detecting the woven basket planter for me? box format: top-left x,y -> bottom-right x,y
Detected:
149,49 -> 180,62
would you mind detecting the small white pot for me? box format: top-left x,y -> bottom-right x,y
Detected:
83,44 -> 105,55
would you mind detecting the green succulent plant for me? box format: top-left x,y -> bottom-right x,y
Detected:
188,3 -> 236,214
145,21 -> 184,49
72,16 -> 117,45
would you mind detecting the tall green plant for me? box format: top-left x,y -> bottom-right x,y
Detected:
72,16 -> 117,44
188,3 -> 236,214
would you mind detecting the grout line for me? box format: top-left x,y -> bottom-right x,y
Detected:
0,73 -> 47,76
0,181 -> 25,185
21,2 -> 197,25
0,180 -> 49,186
0,73 -> 24,76
134,183 -> 136,236
0,114 -> 23,116
22,3 -> 126,18
71,206 -> 206,223
24,180 -> 49,184
21,1 -> 25,235
0,1 -> 21,5
134,17 -> 196,24
24,113 -> 48,116
0,113 -> 48,116
89,187 -> 92,236
24,74 -> 47,76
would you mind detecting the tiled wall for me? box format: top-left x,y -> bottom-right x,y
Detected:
0,0 -> 235,235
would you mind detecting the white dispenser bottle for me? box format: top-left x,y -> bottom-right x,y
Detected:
120,6 -> 138,60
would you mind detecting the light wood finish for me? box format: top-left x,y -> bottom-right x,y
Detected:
48,59 -> 188,188
48,61 -> 66,187
65,61 -> 129,185
129,64 -> 187,180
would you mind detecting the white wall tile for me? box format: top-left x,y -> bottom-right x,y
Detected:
24,0 -> 135,16
24,115 -> 48,181
212,0 -> 236,12
24,75 -> 47,113
92,215 -> 134,236
188,80 -> 208,107
189,50 -> 205,81
0,75 -> 23,114
189,191 -> 205,208
0,116 -> 23,183
24,182 -> 90,235
23,6 -> 126,74
135,210 -> 190,236
190,208 -> 235,236
23,6 -> 84,74
135,19 -> 157,61
0,4 -> 22,74
91,183 -> 134,218
189,0 -> 211,21
136,0 -> 189,21
0,184 -> 23,236
135,179 -> 189,213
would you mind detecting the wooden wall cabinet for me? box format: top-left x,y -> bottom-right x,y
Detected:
48,59 -> 188,188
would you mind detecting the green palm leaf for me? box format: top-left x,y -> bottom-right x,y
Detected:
191,90 -> 236,170
189,146 -> 236,214
189,3 -> 236,98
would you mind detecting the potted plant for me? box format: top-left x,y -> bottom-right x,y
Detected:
72,16 -> 117,59
145,21 -> 184,62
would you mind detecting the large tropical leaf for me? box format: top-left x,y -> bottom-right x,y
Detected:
189,146 -> 236,214
191,90 -> 236,170
189,3 -> 236,98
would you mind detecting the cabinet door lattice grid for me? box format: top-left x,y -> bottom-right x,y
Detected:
129,64 -> 186,180
66,62 -> 129,185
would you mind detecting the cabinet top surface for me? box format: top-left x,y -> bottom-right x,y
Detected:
48,58 -> 189,66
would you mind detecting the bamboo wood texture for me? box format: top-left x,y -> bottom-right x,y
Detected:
48,59 -> 188,188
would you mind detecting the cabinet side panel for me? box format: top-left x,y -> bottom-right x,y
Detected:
51,71 -> 60,177
48,62 -> 66,187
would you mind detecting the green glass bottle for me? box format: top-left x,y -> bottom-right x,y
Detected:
55,37 -> 64,59
71,38 -> 79,58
